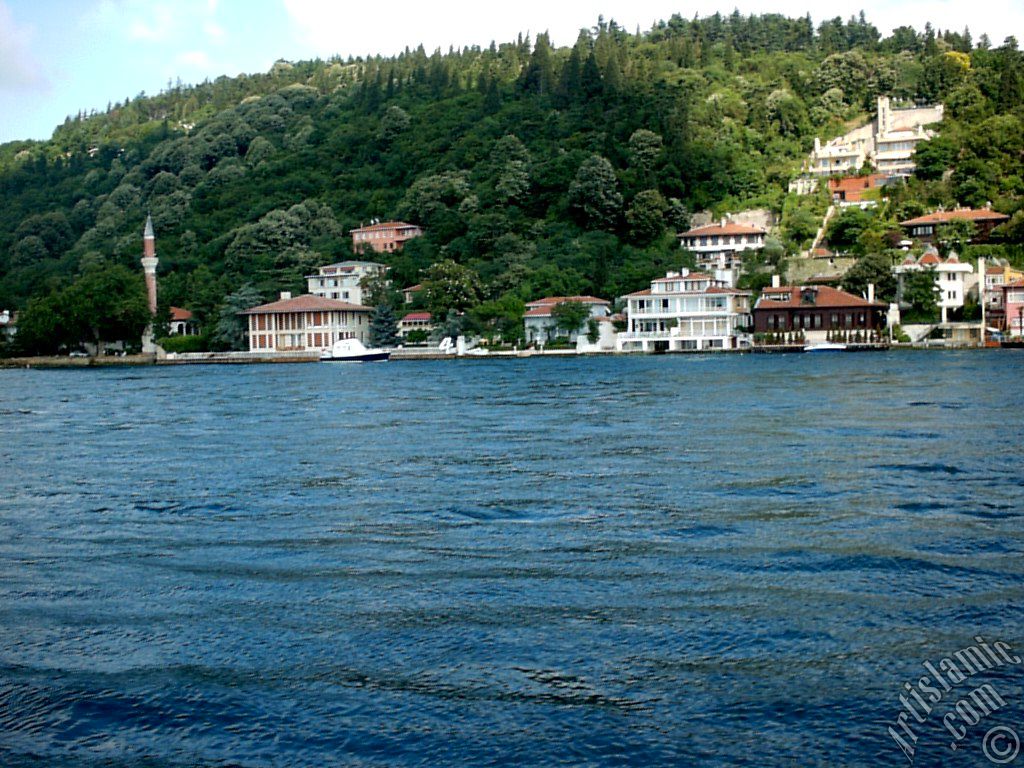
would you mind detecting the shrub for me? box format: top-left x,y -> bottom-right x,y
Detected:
158,334 -> 209,353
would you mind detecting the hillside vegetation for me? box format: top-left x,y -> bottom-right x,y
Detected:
1,13 -> 1023,350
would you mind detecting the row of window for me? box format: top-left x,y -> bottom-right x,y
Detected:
683,235 -> 762,247
251,331 -> 358,350
249,312 -> 366,331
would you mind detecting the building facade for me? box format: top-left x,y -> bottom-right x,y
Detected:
617,270 -> 752,352
350,221 -> 423,254
753,284 -> 886,339
523,296 -> 611,345
169,306 -> 199,336
1001,281 -> 1024,337
678,219 -> 766,281
895,248 -> 975,323
399,311 -> 433,339
307,261 -> 387,306
240,293 -> 371,353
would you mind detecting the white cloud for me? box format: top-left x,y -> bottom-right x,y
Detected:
177,50 -> 212,68
0,1 -> 48,91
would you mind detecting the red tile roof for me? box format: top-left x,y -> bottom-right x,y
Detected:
919,252 -> 942,265
350,220 -> 421,233
240,294 -> 371,314
169,306 -> 193,321
680,221 -> 767,237
525,296 -> 610,308
401,312 -> 432,322
403,283 -> 424,292
901,208 -> 1009,226
755,285 -> 885,311
624,289 -> 653,298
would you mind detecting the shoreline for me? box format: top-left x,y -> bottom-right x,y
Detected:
0,344 -> 1011,369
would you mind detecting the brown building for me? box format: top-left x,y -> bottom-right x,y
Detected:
900,207 -> 1009,244
827,173 -> 888,203
753,285 -> 886,334
350,220 -> 423,254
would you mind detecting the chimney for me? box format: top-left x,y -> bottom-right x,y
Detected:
280,291 -> 292,300
720,217 -> 727,227
867,283 -> 875,303
771,274 -> 781,288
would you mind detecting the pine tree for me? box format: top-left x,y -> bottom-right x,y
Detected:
369,303 -> 399,348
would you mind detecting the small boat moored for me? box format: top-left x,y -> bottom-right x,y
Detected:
320,338 -> 390,362
803,342 -> 848,352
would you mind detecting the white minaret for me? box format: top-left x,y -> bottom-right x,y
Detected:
141,215 -> 159,353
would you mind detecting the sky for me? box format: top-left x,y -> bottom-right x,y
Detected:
1,0 -> 1022,144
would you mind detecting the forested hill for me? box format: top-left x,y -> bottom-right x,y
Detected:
1,13 -> 1022,330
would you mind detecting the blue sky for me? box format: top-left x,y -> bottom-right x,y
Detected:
1,0 -> 1021,144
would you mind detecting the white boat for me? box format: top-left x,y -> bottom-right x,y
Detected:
803,342 -> 848,352
320,338 -> 390,362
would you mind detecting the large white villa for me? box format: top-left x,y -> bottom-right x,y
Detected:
617,269 -> 752,352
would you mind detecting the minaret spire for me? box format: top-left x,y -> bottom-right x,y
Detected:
141,215 -> 159,353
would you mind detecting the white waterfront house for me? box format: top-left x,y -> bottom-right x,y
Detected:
678,219 -> 766,286
306,260 -> 387,306
240,292 -> 372,352
523,296 -> 611,345
895,248 -> 974,323
617,269 -> 752,352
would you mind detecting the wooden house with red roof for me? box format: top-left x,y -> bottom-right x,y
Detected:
753,283 -> 886,337
239,292 -> 372,352
900,207 -> 1009,244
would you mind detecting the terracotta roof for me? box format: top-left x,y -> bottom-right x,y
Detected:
1003,281 -> 1024,289
239,294 -> 371,315
350,220 -> 421,233
754,285 -> 885,311
525,296 -> 610,308
680,221 -> 767,237
706,287 -> 752,295
403,283 -> 424,292
170,306 -> 193,321
401,312 -> 432,322
901,208 -> 1009,226
625,289 -> 653,298
919,252 -> 942,265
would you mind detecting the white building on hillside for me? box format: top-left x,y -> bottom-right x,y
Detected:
895,248 -> 974,323
617,269 -> 752,352
678,218 -> 766,286
307,260 -> 387,306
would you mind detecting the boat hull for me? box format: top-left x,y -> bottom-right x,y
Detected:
320,351 -> 390,362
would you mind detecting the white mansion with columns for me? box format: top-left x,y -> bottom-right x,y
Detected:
617,269 -> 752,352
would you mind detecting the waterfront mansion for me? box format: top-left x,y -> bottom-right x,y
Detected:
617,269 -> 752,352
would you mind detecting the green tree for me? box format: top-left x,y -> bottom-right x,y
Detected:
550,301 -> 592,338
422,259 -> 483,317
62,263 -> 150,354
841,253 -> 898,302
626,190 -> 668,244
568,155 -> 622,231
209,284 -> 263,351
901,268 -> 940,321
368,303 -> 399,347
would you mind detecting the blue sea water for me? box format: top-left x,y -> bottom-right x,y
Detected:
1,351 -> 1023,767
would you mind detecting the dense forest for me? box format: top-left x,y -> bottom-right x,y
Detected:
1,12 -> 1023,351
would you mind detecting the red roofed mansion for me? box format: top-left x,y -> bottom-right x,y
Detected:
350,220 -> 423,254
240,293 -> 372,353
900,207 -> 1009,245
